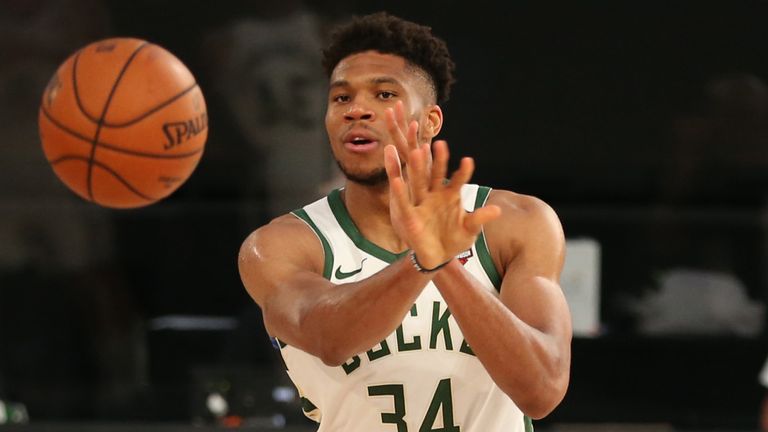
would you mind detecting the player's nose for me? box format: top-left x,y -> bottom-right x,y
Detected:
343,102 -> 375,121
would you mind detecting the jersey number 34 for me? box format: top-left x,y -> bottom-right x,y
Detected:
368,378 -> 459,432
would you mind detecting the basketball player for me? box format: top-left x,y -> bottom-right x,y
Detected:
238,12 -> 572,431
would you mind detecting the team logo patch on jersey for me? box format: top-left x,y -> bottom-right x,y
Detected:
457,248 -> 473,265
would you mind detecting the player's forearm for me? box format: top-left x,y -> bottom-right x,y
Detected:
433,261 -> 571,419
280,257 -> 433,366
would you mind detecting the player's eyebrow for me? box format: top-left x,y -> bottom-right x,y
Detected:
329,79 -> 349,90
329,76 -> 404,89
369,76 -> 402,87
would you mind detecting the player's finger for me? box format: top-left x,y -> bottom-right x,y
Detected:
406,119 -> 419,151
430,140 -> 449,190
394,101 -> 410,139
447,156 -> 475,192
463,204 -> 502,233
408,145 -> 429,204
384,144 -> 403,181
395,102 -> 422,153
385,146 -> 414,214
421,142 -> 433,184
385,107 -> 409,159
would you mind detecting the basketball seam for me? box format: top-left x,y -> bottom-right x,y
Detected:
40,106 -> 204,160
49,155 -> 157,202
72,49 -> 101,125
100,83 -> 200,128
87,41 -> 150,203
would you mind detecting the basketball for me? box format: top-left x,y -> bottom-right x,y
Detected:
38,37 -> 208,209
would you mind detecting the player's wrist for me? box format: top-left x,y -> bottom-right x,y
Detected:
409,251 -> 451,273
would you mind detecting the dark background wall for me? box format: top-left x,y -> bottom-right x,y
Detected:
1,0 -> 767,429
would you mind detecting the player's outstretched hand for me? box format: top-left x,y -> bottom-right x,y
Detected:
384,140 -> 501,269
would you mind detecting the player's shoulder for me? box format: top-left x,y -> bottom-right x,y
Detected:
239,212 -> 321,261
238,212 -> 327,303
486,188 -> 558,222
484,188 -> 564,242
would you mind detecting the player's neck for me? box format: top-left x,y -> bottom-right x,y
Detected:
341,181 -> 409,254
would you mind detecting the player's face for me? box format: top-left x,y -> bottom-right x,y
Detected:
325,50 -> 436,186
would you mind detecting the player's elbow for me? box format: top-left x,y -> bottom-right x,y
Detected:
513,374 -> 570,420
517,394 -> 562,420
296,311 -> 355,367
317,345 -> 351,367
274,327 -> 351,367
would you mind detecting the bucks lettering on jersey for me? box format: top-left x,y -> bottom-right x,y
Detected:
280,184 -> 533,432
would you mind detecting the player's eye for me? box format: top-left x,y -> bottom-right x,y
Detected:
332,94 -> 350,103
377,91 -> 396,100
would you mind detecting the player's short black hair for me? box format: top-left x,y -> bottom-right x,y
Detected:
321,11 -> 456,105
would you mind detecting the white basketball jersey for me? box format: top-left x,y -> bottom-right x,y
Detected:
280,184 -> 533,432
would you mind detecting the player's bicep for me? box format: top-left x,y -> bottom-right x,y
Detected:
492,194 -> 570,338
501,273 -> 571,341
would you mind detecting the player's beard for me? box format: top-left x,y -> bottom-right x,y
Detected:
335,159 -> 389,187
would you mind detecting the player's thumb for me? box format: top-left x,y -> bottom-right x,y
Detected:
384,145 -> 403,180
464,205 -> 502,232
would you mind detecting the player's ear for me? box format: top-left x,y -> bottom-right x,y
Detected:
423,104 -> 443,140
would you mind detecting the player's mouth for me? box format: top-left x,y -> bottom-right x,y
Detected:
343,130 -> 380,153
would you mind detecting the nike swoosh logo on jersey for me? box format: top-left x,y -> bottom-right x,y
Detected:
335,259 -> 366,280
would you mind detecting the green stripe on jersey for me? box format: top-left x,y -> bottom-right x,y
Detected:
292,208 -> 334,280
525,415 -> 534,432
328,189 -> 408,263
473,186 -> 502,291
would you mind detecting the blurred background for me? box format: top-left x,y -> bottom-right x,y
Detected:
1,0 -> 767,430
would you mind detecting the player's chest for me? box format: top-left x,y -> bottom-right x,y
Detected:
335,284 -> 478,376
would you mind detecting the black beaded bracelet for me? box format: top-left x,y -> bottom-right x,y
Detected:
409,251 -> 450,273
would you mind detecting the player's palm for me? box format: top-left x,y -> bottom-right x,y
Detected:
385,141 -> 501,269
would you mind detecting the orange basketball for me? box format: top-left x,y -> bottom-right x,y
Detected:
38,37 -> 208,209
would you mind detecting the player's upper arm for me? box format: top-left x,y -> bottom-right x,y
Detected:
485,190 -> 571,340
237,214 -> 333,349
